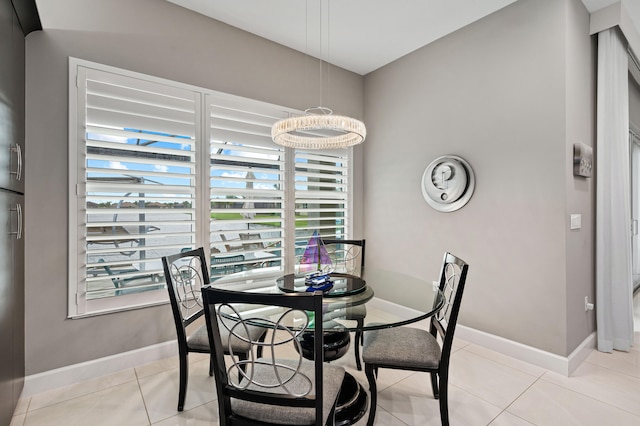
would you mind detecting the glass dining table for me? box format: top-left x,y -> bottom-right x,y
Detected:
210,268 -> 445,425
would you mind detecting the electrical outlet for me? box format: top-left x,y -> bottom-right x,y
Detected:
584,296 -> 594,311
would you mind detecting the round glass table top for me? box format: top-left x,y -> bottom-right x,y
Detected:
275,272 -> 367,297
211,268 -> 445,332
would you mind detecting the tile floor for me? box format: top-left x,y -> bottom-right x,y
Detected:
11,293 -> 640,425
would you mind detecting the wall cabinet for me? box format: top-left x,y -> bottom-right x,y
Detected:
0,0 -> 23,195
0,192 -> 23,424
0,0 -> 34,423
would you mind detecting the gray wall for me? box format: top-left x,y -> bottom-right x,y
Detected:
564,0 -> 596,355
24,0 -> 363,374
25,0 -> 599,374
362,0 -> 595,356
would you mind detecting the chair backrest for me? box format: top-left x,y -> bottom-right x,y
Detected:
431,252 -> 469,360
162,248 -> 210,349
321,238 -> 366,277
202,286 -> 326,424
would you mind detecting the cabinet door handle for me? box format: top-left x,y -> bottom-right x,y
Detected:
10,204 -> 22,240
10,143 -> 23,181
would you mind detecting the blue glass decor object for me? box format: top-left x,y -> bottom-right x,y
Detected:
304,270 -> 334,292
305,280 -> 333,292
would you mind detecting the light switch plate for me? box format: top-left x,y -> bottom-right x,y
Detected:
570,214 -> 581,230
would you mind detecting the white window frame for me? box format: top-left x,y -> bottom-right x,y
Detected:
68,57 -> 354,318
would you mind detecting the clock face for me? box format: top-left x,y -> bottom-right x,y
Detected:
421,155 -> 475,212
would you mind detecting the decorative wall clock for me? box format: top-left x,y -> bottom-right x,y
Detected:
421,155 -> 475,212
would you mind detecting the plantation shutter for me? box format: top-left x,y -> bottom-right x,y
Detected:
69,58 -> 355,317
294,148 -> 350,249
206,94 -> 286,280
77,65 -> 200,308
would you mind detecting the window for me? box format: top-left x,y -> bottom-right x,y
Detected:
69,58 -> 354,317
294,149 -> 350,249
206,94 -> 286,280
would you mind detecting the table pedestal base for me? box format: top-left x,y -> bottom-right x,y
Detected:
297,331 -> 369,425
335,373 -> 368,426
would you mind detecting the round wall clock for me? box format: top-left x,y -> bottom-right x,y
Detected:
421,155 -> 475,212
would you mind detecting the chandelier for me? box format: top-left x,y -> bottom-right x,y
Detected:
271,1 -> 366,150
272,107 -> 366,149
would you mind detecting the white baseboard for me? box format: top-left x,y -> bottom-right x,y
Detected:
22,340 -> 178,397
456,326 -> 596,376
367,297 -> 596,376
22,298 -> 597,398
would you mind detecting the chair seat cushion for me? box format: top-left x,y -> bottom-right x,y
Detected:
187,319 -> 264,353
362,326 -> 441,369
231,359 -> 345,425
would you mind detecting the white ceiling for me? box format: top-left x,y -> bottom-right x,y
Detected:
166,0 -> 640,75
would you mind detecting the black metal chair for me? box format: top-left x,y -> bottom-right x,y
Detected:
362,252 -> 469,426
321,239 -> 366,278
322,239 -> 366,370
203,286 -> 346,425
162,247 -> 266,411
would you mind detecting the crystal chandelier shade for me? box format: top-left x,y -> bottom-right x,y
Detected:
271,108 -> 366,149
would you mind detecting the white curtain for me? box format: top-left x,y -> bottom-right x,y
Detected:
596,27 -> 634,353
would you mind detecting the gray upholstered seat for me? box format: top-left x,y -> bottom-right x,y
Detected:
231,359 -> 345,425
363,326 -> 440,369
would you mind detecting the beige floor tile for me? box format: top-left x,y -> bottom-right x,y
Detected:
359,405 -> 409,425
376,375 -> 502,426
451,336 -> 471,352
448,349 -> 539,409
152,401 -> 219,425
11,294 -> 639,426
488,411 -> 535,425
28,369 -> 137,411
139,358 -> 217,424
136,355 -> 179,379
585,347 -> 640,379
135,353 -> 209,379
507,379 -> 640,425
23,381 -> 148,426
361,367 -> 416,394
401,318 -> 434,332
363,309 -> 408,323
464,344 -> 546,378
542,361 -> 640,417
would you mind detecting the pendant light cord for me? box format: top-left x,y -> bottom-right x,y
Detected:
319,0 -> 323,108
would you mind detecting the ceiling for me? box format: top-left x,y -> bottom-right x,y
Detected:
166,0 -> 640,76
